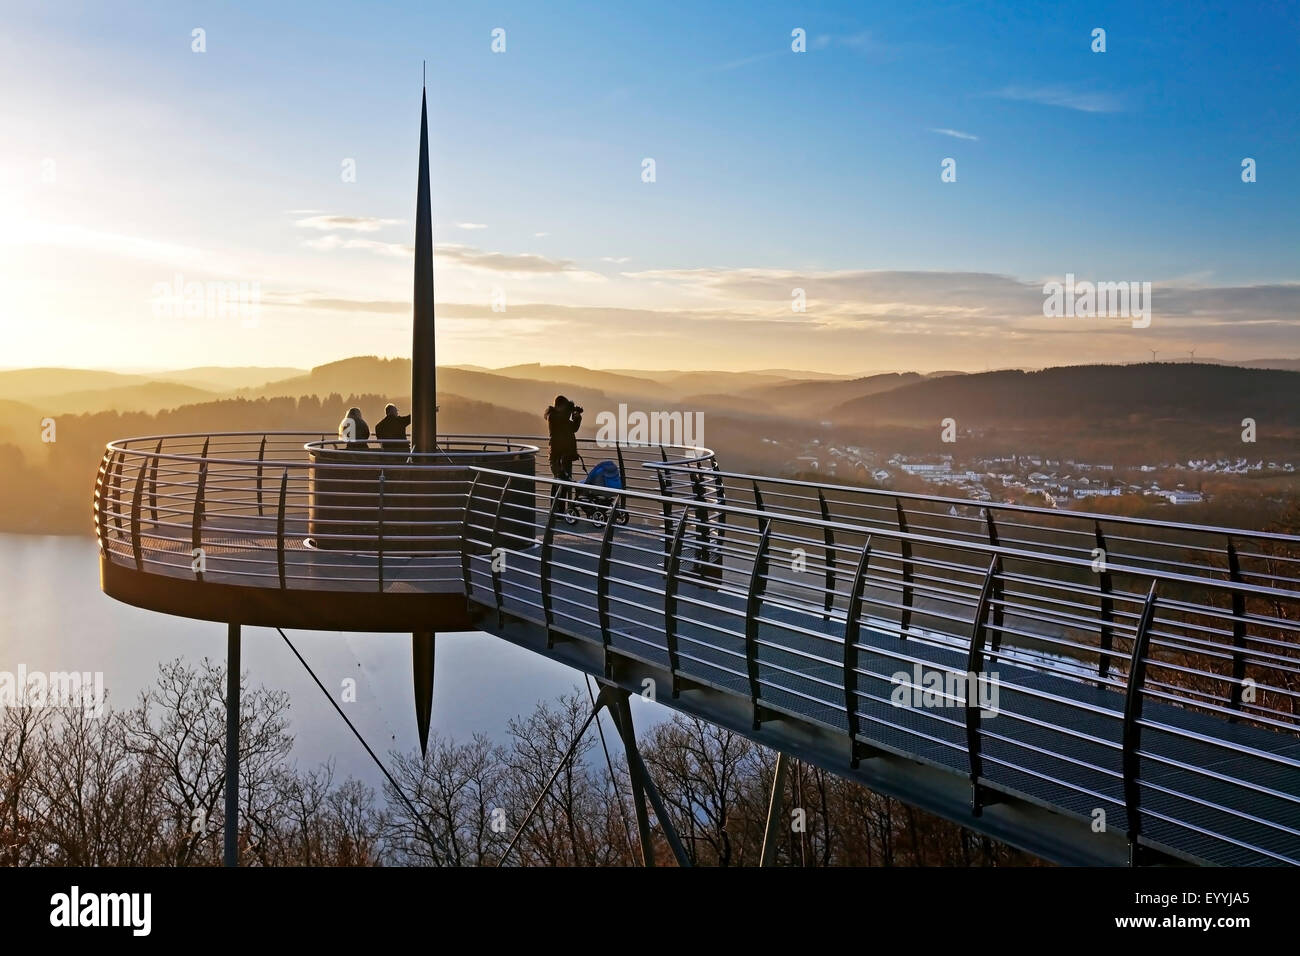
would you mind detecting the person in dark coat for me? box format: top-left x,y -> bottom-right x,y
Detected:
374,403 -> 412,447
545,395 -> 583,500
338,406 -> 370,445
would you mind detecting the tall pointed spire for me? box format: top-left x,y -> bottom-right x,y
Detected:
411,83 -> 436,452
411,79 -> 437,756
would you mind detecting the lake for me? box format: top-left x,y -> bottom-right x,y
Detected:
0,533 -> 665,790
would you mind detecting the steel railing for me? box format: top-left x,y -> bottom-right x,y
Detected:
93,430 -> 1300,865
647,463 -> 1300,709
461,464 -> 1300,867
93,432 -> 714,592
645,462 -> 1300,586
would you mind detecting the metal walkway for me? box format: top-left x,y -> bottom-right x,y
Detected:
94,433 -> 1300,866
461,465 -> 1300,867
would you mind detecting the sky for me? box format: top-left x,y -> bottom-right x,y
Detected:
1,0 -> 1297,374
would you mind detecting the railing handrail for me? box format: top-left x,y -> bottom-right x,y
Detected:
92,438 -> 1299,602
647,461 -> 1300,548
103,432 -> 713,470
467,465 -> 1300,603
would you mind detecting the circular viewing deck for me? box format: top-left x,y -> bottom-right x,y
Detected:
93,431 -> 716,631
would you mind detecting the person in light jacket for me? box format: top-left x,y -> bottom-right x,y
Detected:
338,407 -> 370,445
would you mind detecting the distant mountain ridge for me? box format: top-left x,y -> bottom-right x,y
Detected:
7,357 -> 1300,429
831,363 -> 1300,429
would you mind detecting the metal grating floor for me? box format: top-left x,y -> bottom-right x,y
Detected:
473,531 -> 1300,866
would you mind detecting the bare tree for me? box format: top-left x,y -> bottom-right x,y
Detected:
640,715 -> 768,866
384,732 -> 509,866
123,658 -> 293,865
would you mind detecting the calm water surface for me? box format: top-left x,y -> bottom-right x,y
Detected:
0,533 -> 663,789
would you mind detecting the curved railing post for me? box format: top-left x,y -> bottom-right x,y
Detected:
843,535 -> 873,767
255,434 -> 267,517
596,497 -> 619,678
1096,521 -> 1115,680
985,510 -> 1004,654
711,459 -> 728,576
895,498 -> 913,639
110,452 -> 125,534
540,488 -> 561,647
964,555 -> 999,816
751,479 -> 765,514
130,454 -> 148,571
376,471 -> 386,592
818,490 -> 836,620
656,450 -> 672,568
1121,582 -> 1159,865
745,516 -> 774,730
191,438 -> 210,582
490,476 -> 511,625
664,504 -> 691,698
690,469 -> 714,579
1226,539 -> 1247,717
148,439 -> 162,527
276,469 -> 288,589
93,450 -> 112,555
614,439 -> 627,495
460,471 -> 483,598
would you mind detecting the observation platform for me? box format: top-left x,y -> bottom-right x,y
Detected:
94,430 -> 1300,867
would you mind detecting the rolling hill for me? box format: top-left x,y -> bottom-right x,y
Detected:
30,382 -> 218,415
740,372 -> 927,418
831,363 -> 1300,430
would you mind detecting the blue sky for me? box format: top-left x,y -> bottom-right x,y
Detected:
1,0 -> 1297,371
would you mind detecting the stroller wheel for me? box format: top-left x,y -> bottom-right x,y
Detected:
616,508 -> 630,525
590,508 -> 608,529
562,502 -> 579,525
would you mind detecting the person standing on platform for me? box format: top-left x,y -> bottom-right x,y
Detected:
375,403 -> 412,448
545,395 -> 583,506
338,407 -> 370,446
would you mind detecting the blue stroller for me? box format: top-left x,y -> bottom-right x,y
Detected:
567,458 -> 629,527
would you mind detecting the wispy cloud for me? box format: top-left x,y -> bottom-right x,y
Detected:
296,235 -> 597,275
456,222 -> 487,230
263,269 -> 1300,367
263,290 -> 407,314
437,243 -> 587,275
533,232 -> 550,238
6,222 -> 203,264
709,51 -> 781,73
992,85 -> 1123,113
812,31 -> 883,54
294,214 -> 402,232
601,256 -> 630,264
302,235 -> 411,257
837,31 -> 875,51
929,127 -> 979,141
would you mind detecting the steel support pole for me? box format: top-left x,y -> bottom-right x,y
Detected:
611,691 -> 655,867
760,750 -> 791,866
608,690 -> 691,867
224,621 -> 240,867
